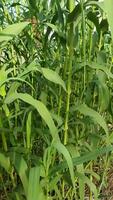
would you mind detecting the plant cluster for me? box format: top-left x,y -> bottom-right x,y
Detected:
0,0 -> 113,199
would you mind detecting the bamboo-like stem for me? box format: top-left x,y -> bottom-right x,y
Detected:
89,162 -> 93,200
62,2 -> 75,198
58,52 -> 68,117
64,23 -> 74,145
89,26 -> 93,62
98,31 -> 102,51
80,0 -> 86,91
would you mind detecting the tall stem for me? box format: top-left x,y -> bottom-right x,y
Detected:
64,23 -> 74,145
58,51 -> 68,117
80,0 -> 86,90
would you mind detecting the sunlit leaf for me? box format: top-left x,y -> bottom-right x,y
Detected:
0,22 -> 29,43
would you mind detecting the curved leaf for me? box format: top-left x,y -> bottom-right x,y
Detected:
5,92 -> 75,188
87,62 -> 113,79
19,61 -> 66,91
53,141 -> 75,189
75,172 -> 98,200
76,103 -> 108,136
41,68 -> 66,91
5,92 -> 59,140
50,145 -> 113,175
0,22 -> 29,43
103,0 -> 113,41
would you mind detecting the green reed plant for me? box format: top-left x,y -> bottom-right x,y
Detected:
1,0 -> 113,200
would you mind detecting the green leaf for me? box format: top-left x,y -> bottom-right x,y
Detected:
0,153 -> 11,173
98,83 -> 109,111
76,151 -> 85,200
29,0 -> 37,10
85,1 -> 104,11
13,155 -> 28,196
45,23 -> 65,41
87,62 -> 113,80
5,92 -> 59,140
41,68 -> 66,91
76,103 -> 109,137
103,0 -> 113,41
85,170 -> 100,181
87,11 -> 100,34
0,66 -> 12,97
19,61 -> 66,91
0,22 -> 29,43
49,175 -> 62,199
6,82 -> 20,97
27,166 -> 45,200
67,3 -> 81,24
53,141 -> 75,189
97,73 -> 110,112
67,144 -> 85,200
5,92 -> 75,191
75,172 -> 98,200
67,0 -> 75,12
50,145 -> 113,175
26,111 -> 32,149
18,61 -> 37,77
87,0 -> 113,41
0,77 -> 34,91
46,23 -> 58,33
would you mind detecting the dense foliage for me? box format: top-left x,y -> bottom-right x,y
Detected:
0,0 -> 113,199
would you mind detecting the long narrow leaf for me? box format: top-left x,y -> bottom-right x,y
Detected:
27,166 -> 45,200
75,103 -> 109,137
53,141 -> 75,189
0,22 -> 29,43
50,145 -> 113,175
5,92 -> 59,140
